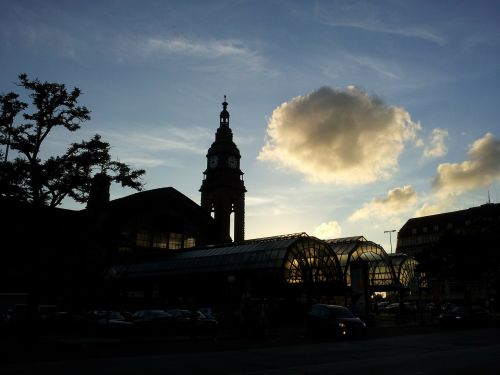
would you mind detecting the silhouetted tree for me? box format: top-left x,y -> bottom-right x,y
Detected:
0,74 -> 145,206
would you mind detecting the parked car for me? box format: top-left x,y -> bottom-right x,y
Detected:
439,305 -> 493,326
381,302 -> 416,314
376,301 -> 390,311
166,309 -> 219,335
131,309 -> 173,333
85,310 -> 134,335
306,304 -> 366,338
4,304 -> 60,332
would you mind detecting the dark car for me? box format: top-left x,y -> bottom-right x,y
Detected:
131,309 -> 173,333
166,309 -> 219,335
439,305 -> 493,326
85,310 -> 134,335
306,304 -> 366,338
381,302 -> 416,314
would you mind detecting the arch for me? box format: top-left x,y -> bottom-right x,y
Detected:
326,237 -> 397,291
388,253 -> 420,290
282,234 -> 342,285
113,233 -> 344,295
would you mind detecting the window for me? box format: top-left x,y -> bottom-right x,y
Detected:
169,233 -> 183,250
153,232 -> 168,248
184,237 -> 196,248
136,230 -> 151,247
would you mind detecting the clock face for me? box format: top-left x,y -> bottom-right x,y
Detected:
228,156 -> 237,168
209,155 -> 218,168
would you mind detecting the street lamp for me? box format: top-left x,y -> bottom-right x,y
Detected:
384,230 -> 396,253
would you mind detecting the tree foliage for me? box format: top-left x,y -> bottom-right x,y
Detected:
0,74 -> 145,207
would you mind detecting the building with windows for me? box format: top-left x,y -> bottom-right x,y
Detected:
396,203 -> 500,258
396,203 -> 500,304
0,186 -> 221,309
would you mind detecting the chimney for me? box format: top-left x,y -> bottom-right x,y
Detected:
86,173 -> 110,210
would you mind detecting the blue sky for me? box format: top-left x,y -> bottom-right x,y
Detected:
1,0 -> 500,251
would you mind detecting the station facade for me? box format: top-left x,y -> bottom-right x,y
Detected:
2,97 -> 421,314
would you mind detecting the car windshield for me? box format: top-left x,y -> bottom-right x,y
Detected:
327,306 -> 355,318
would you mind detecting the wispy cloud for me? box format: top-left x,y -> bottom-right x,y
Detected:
108,131 -> 208,155
246,193 -> 312,217
347,54 -> 401,80
317,4 -> 446,47
329,20 -> 445,46
0,15 -> 78,59
84,125 -> 213,170
118,157 -> 169,168
144,37 -> 252,59
114,35 -> 268,73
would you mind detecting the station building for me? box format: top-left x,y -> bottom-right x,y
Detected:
1,98 -> 421,314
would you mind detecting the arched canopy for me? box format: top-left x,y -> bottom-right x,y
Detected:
326,237 -> 396,290
112,233 -> 343,288
280,234 -> 342,285
388,253 -> 420,290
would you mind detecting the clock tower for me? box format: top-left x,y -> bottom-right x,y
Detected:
200,96 -> 246,243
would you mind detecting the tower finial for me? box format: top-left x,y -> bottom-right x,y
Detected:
220,94 -> 229,127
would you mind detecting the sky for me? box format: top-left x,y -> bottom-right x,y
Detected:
1,0 -> 500,251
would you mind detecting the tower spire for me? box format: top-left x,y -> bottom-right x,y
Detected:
220,95 -> 229,128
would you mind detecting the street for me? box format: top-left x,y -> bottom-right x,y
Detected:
1,327 -> 500,374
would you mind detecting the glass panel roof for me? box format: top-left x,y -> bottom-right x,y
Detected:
111,233 -> 419,291
123,233 -> 325,278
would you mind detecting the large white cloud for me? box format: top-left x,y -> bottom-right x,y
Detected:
349,185 -> 418,221
433,133 -> 500,196
258,86 -> 420,184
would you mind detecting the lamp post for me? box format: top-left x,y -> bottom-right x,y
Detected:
384,230 -> 396,253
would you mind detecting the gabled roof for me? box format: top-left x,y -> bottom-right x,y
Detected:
106,187 -> 206,214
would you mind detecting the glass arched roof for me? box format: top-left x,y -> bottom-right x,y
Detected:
114,233 -> 343,286
326,237 -> 396,290
109,233 -> 420,293
388,253 -> 420,290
